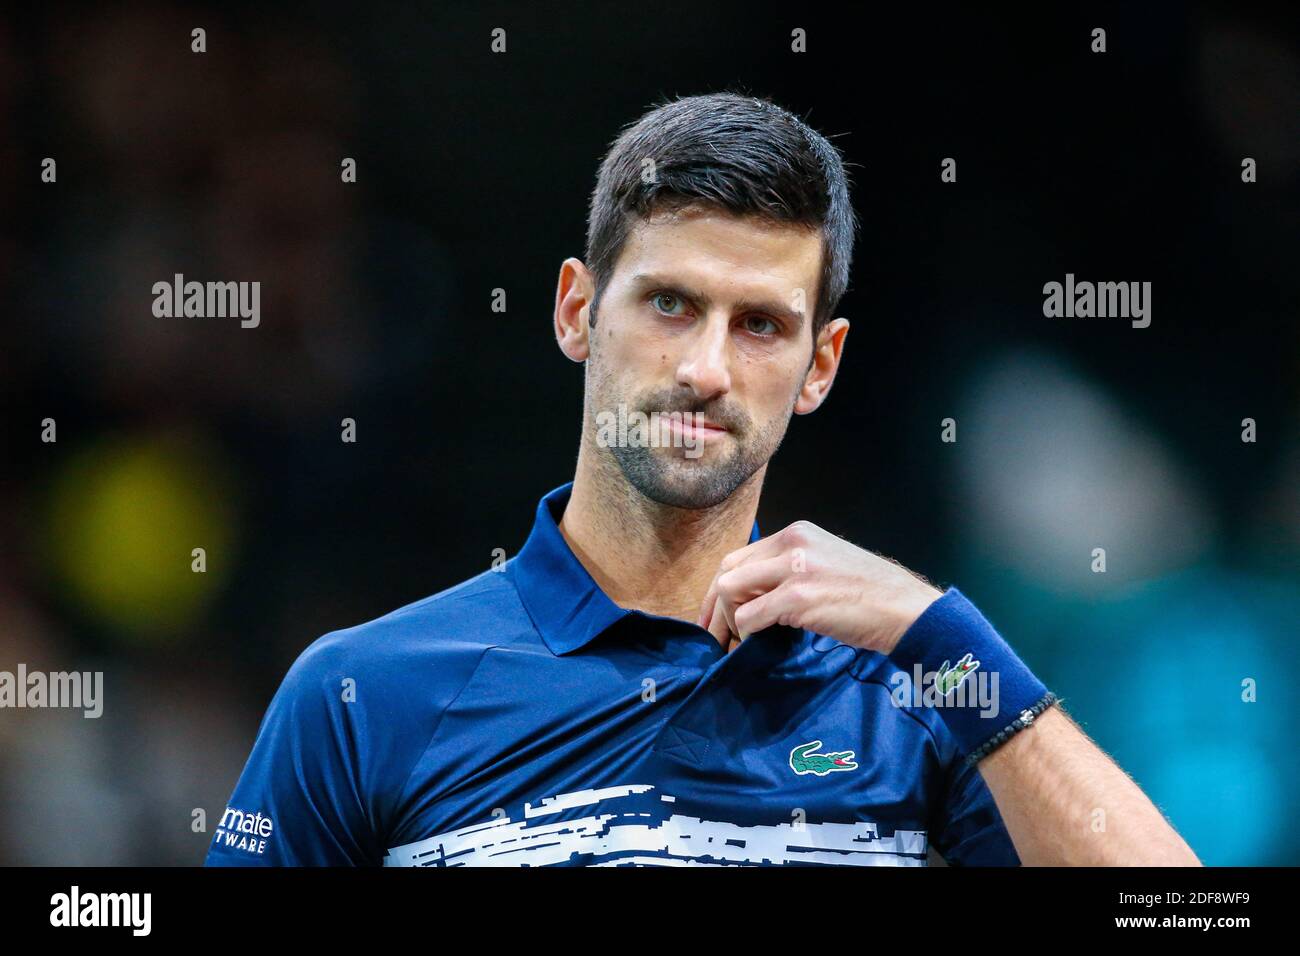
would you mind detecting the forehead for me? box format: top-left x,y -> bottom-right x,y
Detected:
612,206 -> 822,299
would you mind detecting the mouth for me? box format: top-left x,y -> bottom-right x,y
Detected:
663,414 -> 730,442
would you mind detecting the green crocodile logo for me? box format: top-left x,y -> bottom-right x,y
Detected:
789,739 -> 858,776
935,652 -> 980,695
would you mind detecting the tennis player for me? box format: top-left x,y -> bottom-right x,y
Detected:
207,92 -> 1199,867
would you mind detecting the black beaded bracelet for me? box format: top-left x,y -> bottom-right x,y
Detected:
964,691 -> 1060,768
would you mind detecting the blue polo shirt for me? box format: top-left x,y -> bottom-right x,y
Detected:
206,482 -> 1022,867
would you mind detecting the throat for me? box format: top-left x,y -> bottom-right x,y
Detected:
558,469 -> 760,625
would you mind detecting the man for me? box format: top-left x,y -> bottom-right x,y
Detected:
207,93 -> 1199,867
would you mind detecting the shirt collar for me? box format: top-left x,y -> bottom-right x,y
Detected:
512,482 -> 762,656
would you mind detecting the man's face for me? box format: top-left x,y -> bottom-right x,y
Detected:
582,205 -> 826,509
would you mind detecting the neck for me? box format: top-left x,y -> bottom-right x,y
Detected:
559,436 -> 764,624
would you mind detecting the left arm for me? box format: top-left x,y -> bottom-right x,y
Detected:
699,520 -> 1200,867
976,704 -> 1199,865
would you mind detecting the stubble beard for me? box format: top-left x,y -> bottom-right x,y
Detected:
587,354 -> 796,511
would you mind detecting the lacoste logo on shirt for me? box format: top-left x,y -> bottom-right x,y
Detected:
935,652 -> 980,696
789,739 -> 858,776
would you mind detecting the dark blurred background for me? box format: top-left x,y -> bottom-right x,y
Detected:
0,2 -> 1295,865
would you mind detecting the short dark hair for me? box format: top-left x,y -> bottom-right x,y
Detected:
585,92 -> 858,338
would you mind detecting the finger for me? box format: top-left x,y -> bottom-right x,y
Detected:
709,584 -> 739,644
697,579 -> 718,628
715,555 -> 793,607
732,578 -> 811,637
697,529 -> 793,626
714,555 -> 797,638
702,574 -> 743,642
703,593 -> 733,649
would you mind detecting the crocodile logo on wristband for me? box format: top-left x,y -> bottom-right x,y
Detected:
935,653 -> 981,696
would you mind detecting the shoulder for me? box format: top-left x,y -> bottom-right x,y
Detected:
281,567 -> 534,713
254,568 -> 538,833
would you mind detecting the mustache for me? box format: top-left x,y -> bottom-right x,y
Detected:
638,396 -> 748,433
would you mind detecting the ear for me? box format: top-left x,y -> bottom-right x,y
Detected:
795,317 -> 849,414
554,257 -> 595,362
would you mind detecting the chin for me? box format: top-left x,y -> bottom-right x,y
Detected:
632,463 -> 751,510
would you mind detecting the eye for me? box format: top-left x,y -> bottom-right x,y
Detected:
743,315 -> 779,336
651,292 -> 687,316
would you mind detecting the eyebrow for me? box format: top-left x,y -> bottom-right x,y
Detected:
628,272 -> 807,330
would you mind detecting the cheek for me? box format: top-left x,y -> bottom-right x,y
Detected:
738,354 -> 807,415
596,330 -> 668,391
609,325 -> 673,375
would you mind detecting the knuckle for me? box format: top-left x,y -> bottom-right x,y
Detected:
783,579 -> 810,605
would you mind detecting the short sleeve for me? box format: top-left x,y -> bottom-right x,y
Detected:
931,756 -> 1021,866
204,640 -> 376,866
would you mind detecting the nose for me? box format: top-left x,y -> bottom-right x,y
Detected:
675,312 -> 732,402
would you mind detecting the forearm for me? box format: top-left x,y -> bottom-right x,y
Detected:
978,704 -> 1201,866
886,587 -> 1199,866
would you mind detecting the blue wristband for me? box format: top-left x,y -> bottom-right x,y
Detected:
888,587 -> 1053,764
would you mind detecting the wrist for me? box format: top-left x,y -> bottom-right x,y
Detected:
886,587 -> 1052,764
878,583 -> 943,655
889,580 -> 941,655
